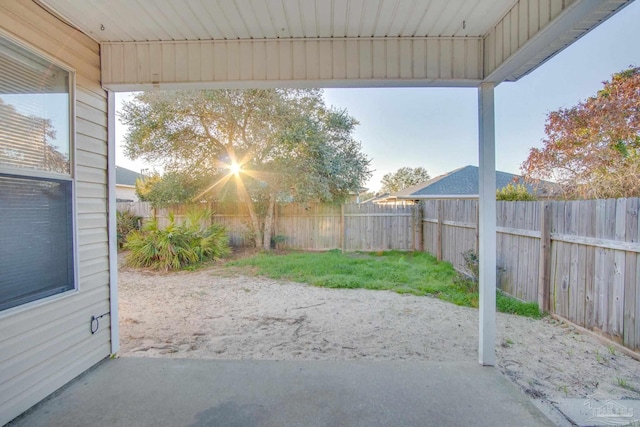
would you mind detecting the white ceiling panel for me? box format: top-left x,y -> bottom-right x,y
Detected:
38,0 -> 519,42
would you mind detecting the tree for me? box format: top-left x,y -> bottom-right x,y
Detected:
380,167 -> 431,193
496,183 -> 536,201
135,171 -> 207,207
358,191 -> 377,202
521,67 -> 640,199
135,173 -> 161,202
120,89 -> 371,249
0,99 -> 68,173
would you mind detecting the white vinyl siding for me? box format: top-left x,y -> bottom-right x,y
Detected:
0,1 -> 110,425
101,37 -> 484,90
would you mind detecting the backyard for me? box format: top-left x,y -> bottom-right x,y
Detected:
118,250 -> 640,405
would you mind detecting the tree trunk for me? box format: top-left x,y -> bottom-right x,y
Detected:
262,192 -> 276,251
242,192 -> 262,248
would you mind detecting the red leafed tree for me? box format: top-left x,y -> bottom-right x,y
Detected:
521,67 -> 640,199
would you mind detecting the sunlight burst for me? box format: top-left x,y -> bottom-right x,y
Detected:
228,162 -> 242,175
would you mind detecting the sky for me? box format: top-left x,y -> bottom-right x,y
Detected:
116,1 -> 640,193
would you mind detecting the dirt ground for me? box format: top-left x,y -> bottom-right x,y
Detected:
118,264 -> 640,404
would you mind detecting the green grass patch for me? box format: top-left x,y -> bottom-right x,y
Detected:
496,291 -> 542,318
228,250 -> 543,318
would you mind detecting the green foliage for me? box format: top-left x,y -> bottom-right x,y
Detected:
455,249 -> 479,292
229,250 -> 543,318
270,234 -> 287,248
358,191 -> 377,202
496,183 -> 536,201
380,167 -> 431,194
135,173 -> 161,202
120,89 -> 372,247
496,292 -> 542,318
116,210 -> 141,250
135,171 -> 208,208
124,209 -> 231,271
231,250 -> 453,293
454,249 -> 542,317
615,377 -> 639,393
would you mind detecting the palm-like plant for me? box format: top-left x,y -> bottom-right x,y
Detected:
124,209 -> 230,271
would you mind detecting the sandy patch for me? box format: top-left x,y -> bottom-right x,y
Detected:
118,266 -> 640,402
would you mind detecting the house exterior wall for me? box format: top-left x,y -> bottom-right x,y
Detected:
0,2 -> 110,424
116,185 -> 138,202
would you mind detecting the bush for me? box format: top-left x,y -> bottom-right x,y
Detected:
116,210 -> 141,249
124,208 -> 231,271
496,183 -> 536,201
453,249 -> 479,293
453,249 -> 543,317
136,171 -> 209,208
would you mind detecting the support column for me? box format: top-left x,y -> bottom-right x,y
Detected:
478,82 -> 496,366
107,91 -> 119,354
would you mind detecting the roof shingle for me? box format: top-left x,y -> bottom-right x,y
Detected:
393,165 -> 547,198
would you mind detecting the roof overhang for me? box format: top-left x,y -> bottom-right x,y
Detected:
36,0 -> 633,91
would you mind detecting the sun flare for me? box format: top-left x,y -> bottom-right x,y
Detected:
229,162 -> 242,175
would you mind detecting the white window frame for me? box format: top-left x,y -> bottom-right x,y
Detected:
0,30 -> 79,315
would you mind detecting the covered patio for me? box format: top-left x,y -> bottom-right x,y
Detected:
63,0 -> 632,367
0,0 -> 635,424
10,358 -> 553,427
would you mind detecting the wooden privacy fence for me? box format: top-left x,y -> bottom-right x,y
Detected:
117,198 -> 640,351
276,203 -> 417,251
116,201 -> 419,251
422,198 -> 640,351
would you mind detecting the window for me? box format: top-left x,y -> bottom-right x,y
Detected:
0,35 -> 75,311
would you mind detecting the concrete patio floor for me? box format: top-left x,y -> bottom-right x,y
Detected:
9,358 -> 553,427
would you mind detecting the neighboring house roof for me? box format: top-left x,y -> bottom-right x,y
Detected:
390,165 -> 554,200
361,193 -> 390,204
115,166 -> 142,187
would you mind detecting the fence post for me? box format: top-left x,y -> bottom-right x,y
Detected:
437,200 -> 443,261
411,204 -> 416,250
413,202 -> 424,251
340,204 -> 346,253
538,201 -> 552,312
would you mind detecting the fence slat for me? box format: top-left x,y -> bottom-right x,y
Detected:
624,198 -> 638,348
539,202 -> 551,312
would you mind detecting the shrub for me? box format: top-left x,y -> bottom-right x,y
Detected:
453,249 -> 542,317
124,208 -> 231,271
496,183 -> 536,201
453,249 -> 479,292
116,210 -> 141,249
270,234 -> 287,249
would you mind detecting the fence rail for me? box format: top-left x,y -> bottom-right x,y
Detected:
117,198 -> 640,351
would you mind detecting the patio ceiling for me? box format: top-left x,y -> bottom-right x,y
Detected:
38,0 -> 632,90
39,0 -> 519,41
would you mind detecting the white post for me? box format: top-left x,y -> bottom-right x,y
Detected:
478,82 -> 496,366
107,91 -> 119,354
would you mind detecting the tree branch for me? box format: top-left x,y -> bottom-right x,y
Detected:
198,115 -> 225,150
